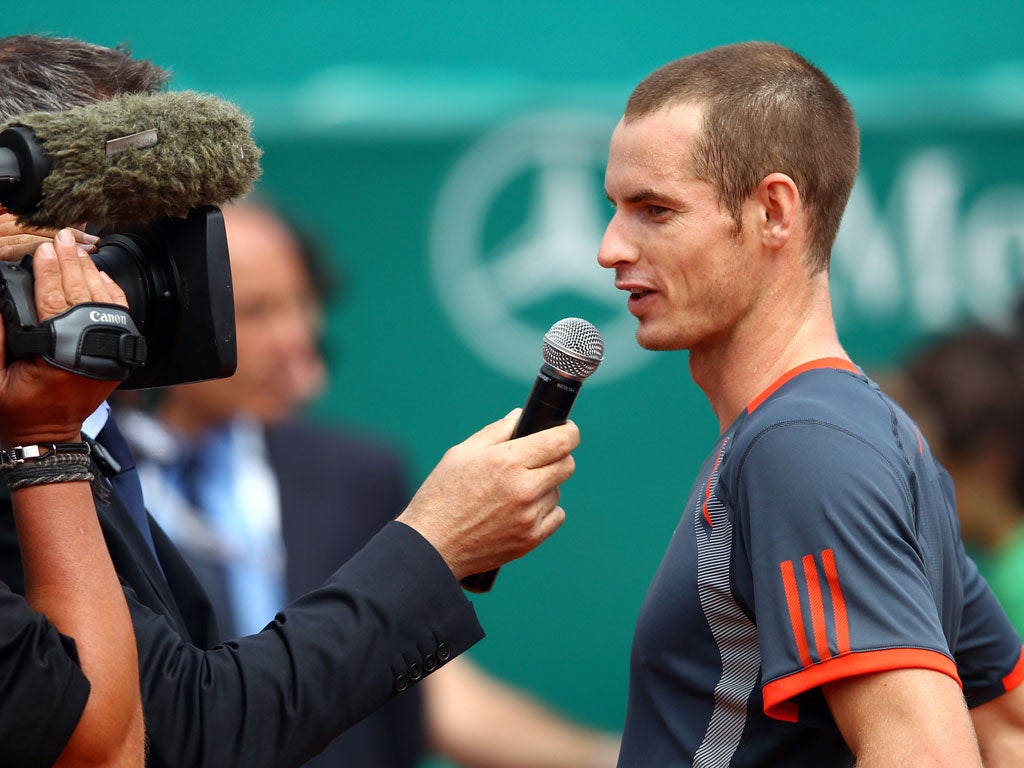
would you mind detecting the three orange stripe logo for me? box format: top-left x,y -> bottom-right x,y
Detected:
780,549 -> 850,667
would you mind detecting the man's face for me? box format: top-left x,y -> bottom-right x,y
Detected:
598,103 -> 759,352
169,205 -> 324,426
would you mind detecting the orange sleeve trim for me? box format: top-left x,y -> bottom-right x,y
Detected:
1003,645 -> 1024,691
763,648 -> 961,722
747,357 -> 859,413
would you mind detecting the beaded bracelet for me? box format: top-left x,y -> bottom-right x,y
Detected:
1,444 -> 95,490
0,442 -> 92,469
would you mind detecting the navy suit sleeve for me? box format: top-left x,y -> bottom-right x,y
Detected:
131,520 -> 484,768
0,585 -> 90,767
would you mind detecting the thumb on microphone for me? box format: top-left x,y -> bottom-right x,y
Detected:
461,408 -> 522,446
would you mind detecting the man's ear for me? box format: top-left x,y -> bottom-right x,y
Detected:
754,172 -> 799,251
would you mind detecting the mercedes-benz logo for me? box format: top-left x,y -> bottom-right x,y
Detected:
429,110 -> 653,384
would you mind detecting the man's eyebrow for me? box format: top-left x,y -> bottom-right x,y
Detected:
624,188 -> 664,203
608,188 -> 679,205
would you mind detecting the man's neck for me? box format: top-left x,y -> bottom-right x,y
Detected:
690,274 -> 848,432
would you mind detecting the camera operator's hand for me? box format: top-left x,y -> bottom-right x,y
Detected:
0,228 -> 127,447
0,212 -> 99,262
396,411 -> 579,581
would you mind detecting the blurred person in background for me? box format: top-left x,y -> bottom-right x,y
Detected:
115,198 -> 620,768
884,324 -> 1024,636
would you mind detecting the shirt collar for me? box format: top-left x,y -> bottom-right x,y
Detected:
82,401 -> 111,441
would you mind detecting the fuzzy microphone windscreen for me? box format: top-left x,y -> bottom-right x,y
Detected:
1,90 -> 262,228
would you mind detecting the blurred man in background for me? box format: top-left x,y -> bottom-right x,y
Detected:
884,325 -> 1024,635
115,198 -> 620,768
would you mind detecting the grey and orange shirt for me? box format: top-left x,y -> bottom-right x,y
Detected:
618,358 -> 1024,767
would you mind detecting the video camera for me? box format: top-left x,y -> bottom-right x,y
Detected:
0,206 -> 236,389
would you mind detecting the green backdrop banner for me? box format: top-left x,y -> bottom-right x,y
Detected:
5,5 -> 1024,761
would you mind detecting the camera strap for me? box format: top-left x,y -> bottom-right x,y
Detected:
6,302 -> 147,381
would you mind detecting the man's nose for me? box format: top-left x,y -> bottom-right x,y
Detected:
597,214 -> 637,269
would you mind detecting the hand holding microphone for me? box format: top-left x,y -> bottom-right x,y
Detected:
461,317 -> 604,593
397,409 -> 579,587
397,319 -> 601,590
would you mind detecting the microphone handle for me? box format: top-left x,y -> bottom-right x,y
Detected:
460,364 -> 582,593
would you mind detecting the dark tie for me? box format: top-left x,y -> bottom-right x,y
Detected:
93,415 -> 161,559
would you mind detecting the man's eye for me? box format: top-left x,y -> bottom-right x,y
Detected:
646,205 -> 670,218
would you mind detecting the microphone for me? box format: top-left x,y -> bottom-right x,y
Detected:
0,90 -> 262,228
461,317 -> 604,593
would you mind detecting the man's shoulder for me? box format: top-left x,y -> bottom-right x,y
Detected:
733,367 -> 886,445
721,367 -> 906,493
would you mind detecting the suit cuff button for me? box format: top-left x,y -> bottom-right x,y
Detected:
409,662 -> 423,681
394,673 -> 410,693
437,642 -> 451,662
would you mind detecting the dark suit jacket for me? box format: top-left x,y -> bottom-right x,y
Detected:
0,414 -> 485,768
181,419 -> 429,767
276,420 -> 428,768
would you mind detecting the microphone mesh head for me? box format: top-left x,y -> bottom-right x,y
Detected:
542,317 -> 604,380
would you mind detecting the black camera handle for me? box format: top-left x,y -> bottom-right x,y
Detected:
0,261 -> 146,381
6,304 -> 147,381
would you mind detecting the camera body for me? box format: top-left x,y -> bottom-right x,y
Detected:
0,206 -> 236,389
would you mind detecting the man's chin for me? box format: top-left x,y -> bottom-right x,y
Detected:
635,327 -> 684,352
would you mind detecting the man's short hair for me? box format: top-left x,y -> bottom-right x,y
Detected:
0,34 -> 169,122
625,41 -> 860,272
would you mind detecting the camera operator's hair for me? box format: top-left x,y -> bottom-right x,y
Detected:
625,41 -> 859,273
0,34 -> 169,121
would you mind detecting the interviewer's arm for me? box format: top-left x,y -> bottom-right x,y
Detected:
122,412 -> 577,767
